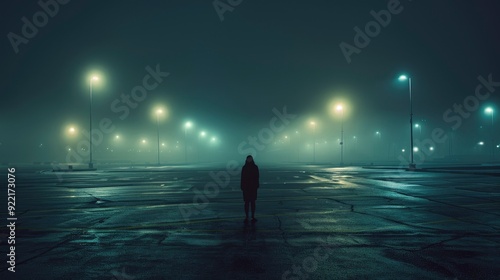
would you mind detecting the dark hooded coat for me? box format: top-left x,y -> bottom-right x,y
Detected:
241,161 -> 260,202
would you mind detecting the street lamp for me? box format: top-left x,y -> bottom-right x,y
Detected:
374,131 -> 382,161
295,130 -> 300,162
198,131 -> 206,162
184,121 -> 192,163
415,123 -> 422,136
89,76 -> 99,169
310,121 -> 316,163
156,109 -> 163,165
485,107 -> 495,161
399,74 -> 416,170
336,105 -> 344,165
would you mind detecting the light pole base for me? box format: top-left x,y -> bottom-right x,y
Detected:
88,162 -> 94,169
408,163 -> 416,170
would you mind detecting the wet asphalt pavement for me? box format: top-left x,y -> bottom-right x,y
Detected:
1,164 -> 499,279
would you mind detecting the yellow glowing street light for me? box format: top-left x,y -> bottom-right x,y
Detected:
336,104 -> 345,165
184,121 -> 193,163
89,75 -> 100,169
309,121 -> 317,162
155,109 -> 163,165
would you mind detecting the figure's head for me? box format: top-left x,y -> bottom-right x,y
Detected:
246,155 -> 254,163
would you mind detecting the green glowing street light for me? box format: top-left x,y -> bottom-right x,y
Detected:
398,74 -> 416,170
485,107 -> 495,161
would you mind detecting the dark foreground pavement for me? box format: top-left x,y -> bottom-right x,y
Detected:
1,164 -> 499,279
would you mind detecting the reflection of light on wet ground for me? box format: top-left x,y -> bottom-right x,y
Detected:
13,164 -> 500,279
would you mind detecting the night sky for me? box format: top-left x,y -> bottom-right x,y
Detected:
1,0 -> 499,164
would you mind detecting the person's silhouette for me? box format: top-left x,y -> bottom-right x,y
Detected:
240,155 -> 260,223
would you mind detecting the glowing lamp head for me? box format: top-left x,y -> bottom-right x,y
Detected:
336,105 -> 343,111
485,107 -> 494,114
398,75 -> 408,81
185,121 -> 192,128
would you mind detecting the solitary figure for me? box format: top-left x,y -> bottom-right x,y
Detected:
241,155 -> 260,223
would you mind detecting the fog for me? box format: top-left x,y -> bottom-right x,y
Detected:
1,1 -> 499,166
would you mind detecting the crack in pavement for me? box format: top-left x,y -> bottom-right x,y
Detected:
275,216 -> 290,246
415,234 -> 468,252
0,238 -> 78,272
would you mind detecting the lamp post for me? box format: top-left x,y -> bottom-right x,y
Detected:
375,131 -> 381,161
398,75 -> 416,170
336,105 -> 344,166
310,121 -> 316,163
89,76 -> 99,169
156,109 -> 162,165
199,131 -> 206,163
415,123 -> 422,136
284,135 -> 290,162
485,107 -> 495,161
184,121 -> 192,163
295,130 -> 300,162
